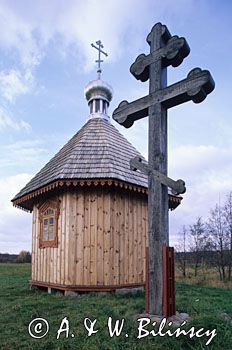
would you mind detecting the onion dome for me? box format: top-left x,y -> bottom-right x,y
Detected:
84,79 -> 113,121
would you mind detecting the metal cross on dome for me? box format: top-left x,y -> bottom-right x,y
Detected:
91,40 -> 108,79
113,22 -> 215,316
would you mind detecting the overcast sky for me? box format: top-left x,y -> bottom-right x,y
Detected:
0,0 -> 231,253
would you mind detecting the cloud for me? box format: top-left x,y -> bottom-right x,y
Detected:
0,139 -> 48,170
0,69 -> 34,102
0,2 -> 45,101
0,106 -> 31,132
0,2 -> 44,69
0,0 -> 196,101
0,0 -> 146,104
53,0 -> 147,69
169,144 -> 232,179
169,144 -> 232,245
0,173 -> 32,254
0,0 -> 168,73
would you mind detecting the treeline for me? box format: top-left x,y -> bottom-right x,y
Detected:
175,250 -> 228,266
175,191 -> 232,282
0,251 -> 31,263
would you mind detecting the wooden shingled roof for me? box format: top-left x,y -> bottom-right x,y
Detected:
13,118 -> 148,201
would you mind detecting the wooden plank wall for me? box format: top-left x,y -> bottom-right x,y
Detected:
32,187 -> 148,288
110,188 -> 147,285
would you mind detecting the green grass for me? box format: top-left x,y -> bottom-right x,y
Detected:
0,264 -> 232,349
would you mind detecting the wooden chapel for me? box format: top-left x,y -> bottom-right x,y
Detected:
12,48 -> 181,294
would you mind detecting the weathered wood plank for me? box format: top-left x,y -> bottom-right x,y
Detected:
56,197 -> 61,284
41,242 -> 45,282
31,208 -> 36,280
69,192 -> 76,285
34,207 -> 39,281
103,190 -> 111,285
133,194 -> 138,283
83,191 -> 91,285
75,190 -> 84,285
96,188 -> 104,285
137,197 -> 142,283
60,194 -> 66,285
147,23 -> 168,315
53,245 -> 57,285
112,190 -> 120,285
65,193 -> 70,284
142,198 -> 147,281
125,194 -> 130,284
90,192 -> 97,285
48,247 -> 51,283
37,208 -> 41,281
119,194 -> 125,285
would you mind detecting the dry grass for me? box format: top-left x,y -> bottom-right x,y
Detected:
176,264 -> 232,289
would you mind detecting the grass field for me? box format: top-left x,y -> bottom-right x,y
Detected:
1,263 -> 232,350
176,265 -> 232,290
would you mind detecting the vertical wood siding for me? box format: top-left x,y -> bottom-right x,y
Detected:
32,186 -> 147,288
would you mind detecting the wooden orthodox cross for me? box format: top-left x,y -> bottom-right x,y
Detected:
113,23 -> 214,316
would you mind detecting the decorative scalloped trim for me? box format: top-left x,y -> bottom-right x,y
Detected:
12,178 -> 181,211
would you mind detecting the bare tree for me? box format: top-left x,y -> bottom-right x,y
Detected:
206,204 -> 229,281
223,192 -> 232,281
189,217 -> 207,277
175,225 -> 188,277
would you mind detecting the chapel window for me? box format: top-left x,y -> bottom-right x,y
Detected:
39,201 -> 59,248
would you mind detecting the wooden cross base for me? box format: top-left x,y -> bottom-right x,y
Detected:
146,246 -> 176,317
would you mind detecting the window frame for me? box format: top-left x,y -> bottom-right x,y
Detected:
38,199 -> 59,248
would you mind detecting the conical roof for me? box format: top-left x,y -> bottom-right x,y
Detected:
13,118 -> 148,202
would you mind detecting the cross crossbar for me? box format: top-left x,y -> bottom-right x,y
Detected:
130,156 -> 186,195
113,68 -> 215,127
130,35 -> 190,82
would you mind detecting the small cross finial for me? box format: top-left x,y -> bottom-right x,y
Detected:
91,40 -> 108,79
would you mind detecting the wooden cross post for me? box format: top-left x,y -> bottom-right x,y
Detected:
113,22 -> 215,316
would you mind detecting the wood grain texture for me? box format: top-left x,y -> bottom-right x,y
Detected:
147,22 -> 169,315
90,192 -> 97,285
69,192 -> 76,285
60,194 -> 66,285
75,191 -> 84,285
31,209 -> 36,280
31,187 -> 148,289
96,188 -> 104,284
